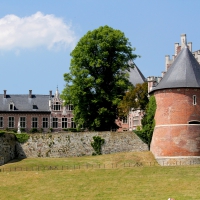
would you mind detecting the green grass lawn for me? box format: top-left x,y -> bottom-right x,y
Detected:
0,152 -> 200,200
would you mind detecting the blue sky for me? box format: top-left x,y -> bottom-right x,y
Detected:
0,0 -> 200,94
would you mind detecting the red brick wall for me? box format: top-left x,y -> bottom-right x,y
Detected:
151,88 -> 200,157
151,125 -> 200,156
154,88 -> 200,125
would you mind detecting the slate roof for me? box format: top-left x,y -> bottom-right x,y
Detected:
151,46 -> 200,93
0,94 -> 51,112
129,64 -> 146,86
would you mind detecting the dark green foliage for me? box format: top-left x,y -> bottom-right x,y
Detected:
118,82 -> 149,117
20,128 -> 26,133
15,133 -> 30,143
29,128 -> 38,133
62,128 -> 78,132
134,95 -> 156,149
61,25 -> 138,131
91,136 -> 105,155
5,128 -> 17,133
0,131 -> 5,137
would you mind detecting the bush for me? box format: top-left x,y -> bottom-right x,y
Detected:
91,136 -> 105,155
29,128 -> 38,133
62,128 -> 78,132
20,128 -> 26,133
15,133 -> 30,143
0,131 -> 5,137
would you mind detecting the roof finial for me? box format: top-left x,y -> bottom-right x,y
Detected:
55,85 -> 59,98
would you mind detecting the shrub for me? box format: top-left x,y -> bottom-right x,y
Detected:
15,133 -> 30,143
29,128 -> 38,133
20,128 -> 26,133
0,131 -> 5,137
62,128 -> 78,132
91,136 -> 105,155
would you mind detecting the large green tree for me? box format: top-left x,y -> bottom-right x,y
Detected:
61,25 -> 137,131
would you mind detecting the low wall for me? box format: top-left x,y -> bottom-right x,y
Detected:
0,133 -> 16,165
17,131 -> 148,158
156,156 -> 200,166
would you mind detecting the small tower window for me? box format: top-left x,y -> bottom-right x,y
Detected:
193,95 -> 197,105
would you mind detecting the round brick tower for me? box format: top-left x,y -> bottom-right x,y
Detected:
150,46 -> 200,165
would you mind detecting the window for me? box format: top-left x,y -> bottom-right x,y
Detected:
193,95 -> 197,105
9,117 -> 14,128
52,118 -> 58,128
32,117 -> 38,128
53,102 -> 61,111
66,104 -> 73,111
122,117 -> 127,124
0,117 -> 3,128
188,121 -> 200,124
62,118 -> 67,128
20,117 -> 26,128
43,118 -> 48,128
71,118 -> 76,128
9,103 -> 14,111
133,116 -> 139,126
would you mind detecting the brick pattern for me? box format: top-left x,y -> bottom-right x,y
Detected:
154,88 -> 200,125
151,88 -> 200,157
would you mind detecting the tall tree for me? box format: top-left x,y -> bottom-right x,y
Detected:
61,25 -> 137,131
118,82 -> 149,117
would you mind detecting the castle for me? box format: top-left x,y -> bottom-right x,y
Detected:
149,34 -> 200,165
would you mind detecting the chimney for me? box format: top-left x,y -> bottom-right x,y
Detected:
29,90 -> 32,98
3,90 -> 6,98
49,90 -> 52,98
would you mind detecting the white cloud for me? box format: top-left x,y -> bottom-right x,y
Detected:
0,12 -> 77,51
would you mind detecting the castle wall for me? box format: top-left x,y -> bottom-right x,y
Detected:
151,88 -> 200,157
151,125 -> 200,156
0,133 -> 16,165
17,132 -> 148,158
154,88 -> 200,125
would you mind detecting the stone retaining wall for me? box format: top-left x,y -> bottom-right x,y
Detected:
17,131 -> 148,158
0,133 -> 16,165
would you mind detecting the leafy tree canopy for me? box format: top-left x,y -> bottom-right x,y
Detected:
118,82 -> 149,117
61,25 -> 138,131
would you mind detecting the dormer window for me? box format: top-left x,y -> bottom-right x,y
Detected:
53,102 -> 61,111
9,102 -> 14,111
33,104 -> 38,110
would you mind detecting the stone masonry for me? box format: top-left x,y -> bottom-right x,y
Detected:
17,131 -> 148,158
0,133 -> 16,165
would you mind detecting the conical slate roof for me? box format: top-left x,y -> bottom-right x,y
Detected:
129,64 -> 146,86
152,46 -> 200,92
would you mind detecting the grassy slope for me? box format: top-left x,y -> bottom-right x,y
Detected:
0,152 -> 200,200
